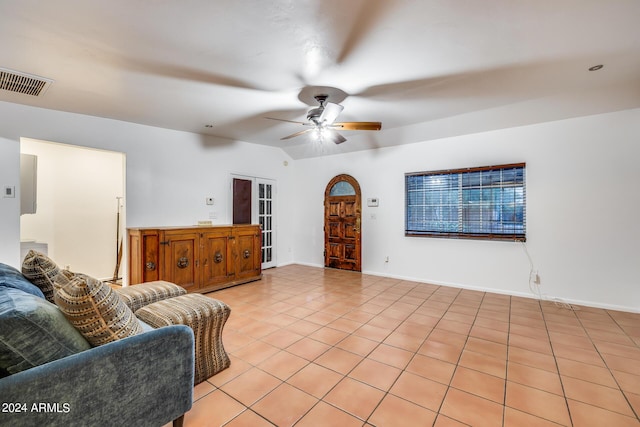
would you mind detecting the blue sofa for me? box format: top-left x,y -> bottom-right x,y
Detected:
0,262 -> 194,427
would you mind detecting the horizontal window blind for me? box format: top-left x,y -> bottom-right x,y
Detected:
405,163 -> 526,241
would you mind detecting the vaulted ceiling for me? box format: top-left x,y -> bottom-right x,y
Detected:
1,0 -> 639,158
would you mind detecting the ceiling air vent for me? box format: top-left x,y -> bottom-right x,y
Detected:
0,68 -> 53,96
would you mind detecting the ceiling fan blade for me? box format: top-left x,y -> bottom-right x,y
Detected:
325,130 -> 347,145
319,102 -> 344,125
332,121 -> 382,131
265,117 -> 309,125
281,129 -> 313,140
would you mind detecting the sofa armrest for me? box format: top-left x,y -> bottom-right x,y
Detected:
115,281 -> 187,312
0,325 -> 194,427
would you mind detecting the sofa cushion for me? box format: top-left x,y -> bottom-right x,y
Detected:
0,287 -> 91,374
21,250 -> 60,303
0,263 -> 45,298
55,274 -> 144,347
115,281 -> 187,312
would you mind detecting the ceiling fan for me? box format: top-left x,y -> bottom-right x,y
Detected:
268,94 -> 382,144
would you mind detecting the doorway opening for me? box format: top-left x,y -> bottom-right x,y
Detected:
231,175 -> 276,269
20,138 -> 126,281
324,174 -> 362,272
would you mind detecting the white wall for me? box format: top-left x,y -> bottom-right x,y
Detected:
20,139 -> 125,279
0,101 -> 296,277
1,100 -> 638,312
293,108 -> 640,312
0,137 -> 21,266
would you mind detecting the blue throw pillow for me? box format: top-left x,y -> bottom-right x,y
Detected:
0,263 -> 45,298
0,287 -> 91,374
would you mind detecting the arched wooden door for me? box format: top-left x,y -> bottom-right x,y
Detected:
324,174 -> 361,271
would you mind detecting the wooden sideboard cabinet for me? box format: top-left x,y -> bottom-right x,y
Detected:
128,225 -> 262,293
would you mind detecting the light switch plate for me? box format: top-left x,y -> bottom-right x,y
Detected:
3,186 -> 15,198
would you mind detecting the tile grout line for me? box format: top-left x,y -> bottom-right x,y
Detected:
430,288 -> 482,426
574,306 -> 640,422
501,294 -> 513,427
538,297 -> 575,426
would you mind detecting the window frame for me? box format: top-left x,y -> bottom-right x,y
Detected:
405,162 -> 526,242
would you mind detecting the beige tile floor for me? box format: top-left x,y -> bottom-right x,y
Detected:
170,265 -> 640,426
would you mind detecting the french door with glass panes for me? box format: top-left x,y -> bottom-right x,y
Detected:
231,175 -> 276,269
257,179 -> 276,269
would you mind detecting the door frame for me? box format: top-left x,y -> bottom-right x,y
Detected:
324,174 -> 362,272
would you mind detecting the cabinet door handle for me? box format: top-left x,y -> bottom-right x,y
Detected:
214,252 -> 223,263
177,257 -> 189,269
243,249 -> 250,259
145,262 -> 156,271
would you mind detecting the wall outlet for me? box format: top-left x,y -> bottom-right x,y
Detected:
197,220 -> 213,226
534,272 -> 541,285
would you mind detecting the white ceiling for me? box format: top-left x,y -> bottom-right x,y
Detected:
1,0 -> 639,159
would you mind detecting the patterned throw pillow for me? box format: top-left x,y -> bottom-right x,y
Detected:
21,250 -> 60,303
53,269 -> 76,289
54,274 -> 144,347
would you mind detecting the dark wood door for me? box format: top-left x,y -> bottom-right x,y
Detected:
324,174 -> 361,271
233,178 -> 252,224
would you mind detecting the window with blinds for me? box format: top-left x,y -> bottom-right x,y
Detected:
405,163 -> 526,241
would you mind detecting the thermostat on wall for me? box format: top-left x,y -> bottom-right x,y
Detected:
367,198 -> 379,207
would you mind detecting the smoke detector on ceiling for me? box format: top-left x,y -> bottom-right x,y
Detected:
0,68 -> 53,96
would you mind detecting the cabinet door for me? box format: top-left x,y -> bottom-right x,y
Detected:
128,230 -> 160,284
201,229 -> 233,288
160,230 -> 199,291
233,226 -> 262,281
